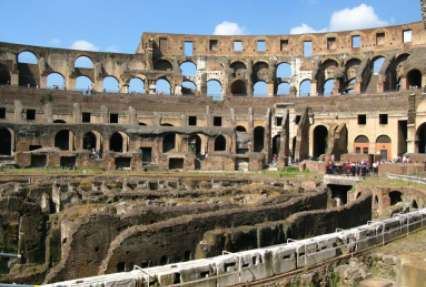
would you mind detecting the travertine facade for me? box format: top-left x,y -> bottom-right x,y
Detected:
1,14 -> 426,171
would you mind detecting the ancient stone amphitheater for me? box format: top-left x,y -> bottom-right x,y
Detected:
1,1 -> 426,287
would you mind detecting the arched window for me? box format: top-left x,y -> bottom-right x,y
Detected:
253,81 -> 267,97
276,63 -> 291,78
354,135 -> 369,154
163,133 -> 176,153
47,73 -> 65,89
74,56 -> 93,69
323,79 -> 335,96
407,69 -> 422,89
110,132 -> 125,153
214,135 -> 226,151
230,61 -> 247,77
55,130 -> 73,151
231,80 -> 247,96
253,126 -> 265,152
235,126 -> 246,132
207,80 -> 222,101
103,76 -> 120,93
156,78 -> 171,95
277,83 -> 290,96
389,191 -> 402,205
181,81 -> 196,95
75,76 -> 93,91
299,80 -> 311,96
355,135 -> 369,143
373,57 -> 385,75
17,51 -> 38,64
128,78 -> 145,93
180,62 -> 197,77
376,135 -> 391,144
83,131 -> 100,151
0,128 -> 12,156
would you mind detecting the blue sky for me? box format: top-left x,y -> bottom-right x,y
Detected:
0,0 -> 421,53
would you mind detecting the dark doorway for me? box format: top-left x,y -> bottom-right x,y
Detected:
272,135 -> 280,157
110,132 -> 124,153
389,191 -> 402,206
83,132 -> 97,151
0,63 -> 10,85
253,126 -> 265,152
169,158 -> 184,169
30,154 -> 46,168
140,147 -> 152,163
328,184 -> 352,206
188,135 -> 201,155
407,69 -> 422,89
214,135 -> 226,151
313,125 -> 328,159
55,130 -> 71,151
163,133 -> 176,153
60,156 -> 76,169
0,128 -> 12,155
417,123 -> 426,153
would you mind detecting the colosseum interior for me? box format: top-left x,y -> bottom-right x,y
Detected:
1,1 -> 426,287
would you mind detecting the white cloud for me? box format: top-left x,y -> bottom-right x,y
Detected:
213,21 -> 245,35
70,40 -> 99,51
289,3 -> 387,34
329,4 -> 387,32
290,24 -> 325,35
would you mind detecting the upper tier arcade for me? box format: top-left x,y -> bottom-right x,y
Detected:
1,22 -> 426,99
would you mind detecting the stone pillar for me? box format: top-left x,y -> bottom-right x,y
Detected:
44,103 -> 53,123
72,103 -> 81,123
14,100 -> 23,122
407,124 -> 416,153
128,106 -> 136,125
100,105 -> 109,124
248,107 -> 254,152
311,81 -> 318,96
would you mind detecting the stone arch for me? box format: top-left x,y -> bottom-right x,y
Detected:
235,126 -> 247,132
384,53 -> 409,91
407,69 -> 422,89
0,63 -> 11,85
103,76 -> 120,93
313,125 -> 328,159
17,50 -> 38,64
180,61 -> 197,77
47,72 -> 65,89
354,135 -> 369,154
276,62 -> 291,78
230,61 -> 247,77
376,134 -> 391,160
74,56 -> 94,69
214,135 -> 226,151
252,61 -> 269,82
299,79 -> 311,97
83,131 -> 102,152
230,79 -> 247,95
163,133 -> 176,153
416,122 -> 426,153
156,78 -> 171,95
75,75 -> 93,91
155,59 -> 173,71
207,80 -> 222,100
55,130 -> 74,151
372,56 -> 385,75
277,82 -> 290,96
253,81 -> 267,97
110,132 -> 128,153
253,126 -> 265,152
0,128 -> 13,156
323,78 -> 336,96
128,77 -> 145,93
188,134 -> 202,156
389,191 -> 402,206
181,80 -> 196,95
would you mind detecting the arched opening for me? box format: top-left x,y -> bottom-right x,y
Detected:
253,62 -> 269,82
276,63 -> 292,78
376,135 -> 392,161
181,81 -> 196,95
0,128 -> 12,156
313,125 -> 328,159
407,69 -> 422,89
110,132 -> 125,153
412,200 -> 418,209
163,133 -> 176,153
214,135 -> 226,151
277,82 -> 290,96
156,78 -> 171,95
74,56 -> 94,69
373,56 -> 385,75
83,131 -> 101,151
155,60 -> 173,71
75,76 -> 93,91
230,61 -> 247,77
417,123 -> 426,153
253,81 -> 267,97
299,80 -> 311,96
389,191 -> 402,206
180,61 -> 197,77
253,126 -> 265,152
354,135 -> 370,154
231,80 -> 247,96
343,78 -> 356,94
323,79 -> 335,96
188,134 -> 201,155
17,51 -> 38,64
18,51 -> 38,87
374,195 -> 379,206
47,73 -> 65,89
235,126 -> 247,132
103,76 -> 120,93
55,130 -> 73,151
0,63 -> 11,85
207,80 -> 222,101
128,78 -> 145,93
53,119 -> 66,124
